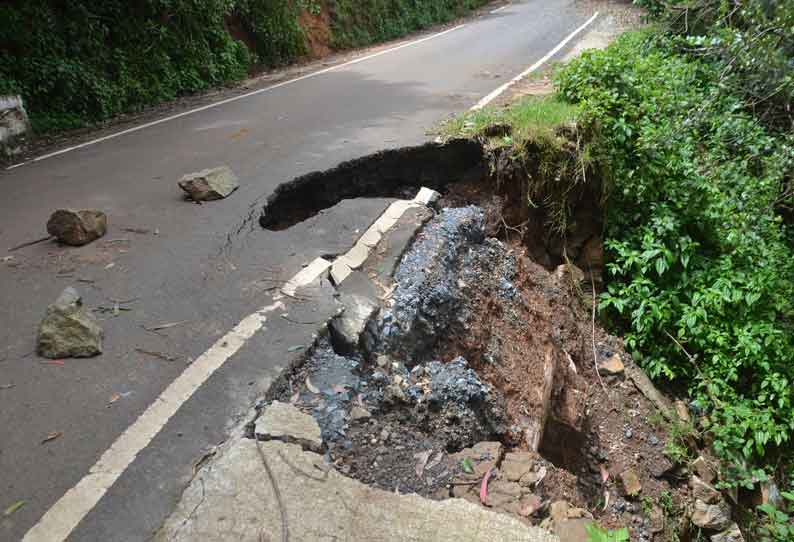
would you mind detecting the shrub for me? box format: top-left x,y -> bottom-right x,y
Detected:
556,29 -> 794,470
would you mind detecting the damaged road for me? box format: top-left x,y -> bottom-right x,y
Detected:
158,188 -> 689,541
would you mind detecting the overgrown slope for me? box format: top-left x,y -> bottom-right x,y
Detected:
442,0 -> 794,537
0,0 -> 489,133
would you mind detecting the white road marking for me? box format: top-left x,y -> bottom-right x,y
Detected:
490,5 -> 509,14
470,12 -> 599,110
280,257 -> 332,297
6,24 -> 466,171
21,301 -> 284,542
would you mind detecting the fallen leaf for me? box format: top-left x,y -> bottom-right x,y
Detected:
305,377 -> 319,394
414,450 -> 432,478
461,457 -> 474,474
41,431 -> 62,444
480,467 -> 493,505
287,345 -> 304,352
3,500 -> 25,516
40,359 -> 65,366
108,393 -> 121,406
104,262 -> 115,269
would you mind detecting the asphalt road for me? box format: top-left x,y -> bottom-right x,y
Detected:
0,1 -> 595,540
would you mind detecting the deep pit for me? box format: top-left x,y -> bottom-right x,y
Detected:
259,141 -> 687,541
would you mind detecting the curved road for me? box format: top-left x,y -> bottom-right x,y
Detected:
0,2 -> 596,540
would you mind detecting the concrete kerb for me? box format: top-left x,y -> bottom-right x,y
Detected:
301,187 -> 441,290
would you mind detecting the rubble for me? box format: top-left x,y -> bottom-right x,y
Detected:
710,523 -> 745,542
46,209 -> 107,246
691,499 -> 732,531
329,293 -> 378,355
597,354 -> 624,376
254,401 -> 323,452
620,469 -> 642,497
692,456 -> 717,484
178,165 -> 239,201
37,287 -> 103,358
690,475 -> 721,504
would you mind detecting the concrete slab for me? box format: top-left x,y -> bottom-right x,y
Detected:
155,437 -> 558,542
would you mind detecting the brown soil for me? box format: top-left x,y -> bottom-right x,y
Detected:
298,3 -> 333,58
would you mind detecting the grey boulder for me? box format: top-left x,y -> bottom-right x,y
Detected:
37,287 -> 103,358
46,209 -> 107,246
691,499 -> 732,531
178,166 -> 239,201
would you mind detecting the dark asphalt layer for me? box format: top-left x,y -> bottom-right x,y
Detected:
0,2 -> 592,540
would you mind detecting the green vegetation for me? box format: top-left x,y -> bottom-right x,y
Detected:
757,490 -> 794,542
440,94 -> 579,150
0,0 -> 488,133
329,0 -> 487,48
585,523 -> 630,542
443,0 -> 793,536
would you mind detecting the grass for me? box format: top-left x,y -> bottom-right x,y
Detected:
439,94 -> 579,149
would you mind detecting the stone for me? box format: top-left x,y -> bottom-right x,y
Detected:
674,400 -> 691,423
552,263 -> 585,285
46,209 -> 107,246
690,475 -> 721,504
691,499 -> 732,531
156,438 -> 557,542
37,287 -> 102,358
710,523 -> 745,542
693,456 -> 716,484
620,469 -> 642,497
598,354 -> 624,376
254,401 -> 322,452
178,165 -> 239,201
0,95 -> 30,157
553,518 -> 594,542
349,406 -> 371,421
451,441 -> 503,479
329,294 -> 379,355
519,470 -> 540,487
648,504 -> 664,533
550,500 -> 570,523
518,494 -> 543,517
567,508 -> 593,520
501,452 -> 534,482
488,480 -> 522,499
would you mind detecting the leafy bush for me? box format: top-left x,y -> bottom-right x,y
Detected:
0,0 -> 488,133
557,30 -> 794,469
0,1 -> 251,132
328,0 -> 489,48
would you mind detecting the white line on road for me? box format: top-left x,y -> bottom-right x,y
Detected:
6,23 -> 466,171
470,11 -> 599,110
22,301 -> 285,542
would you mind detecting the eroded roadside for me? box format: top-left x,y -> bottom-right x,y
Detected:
155,137 -> 720,542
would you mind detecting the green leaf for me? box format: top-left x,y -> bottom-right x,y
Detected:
3,500 -> 25,517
